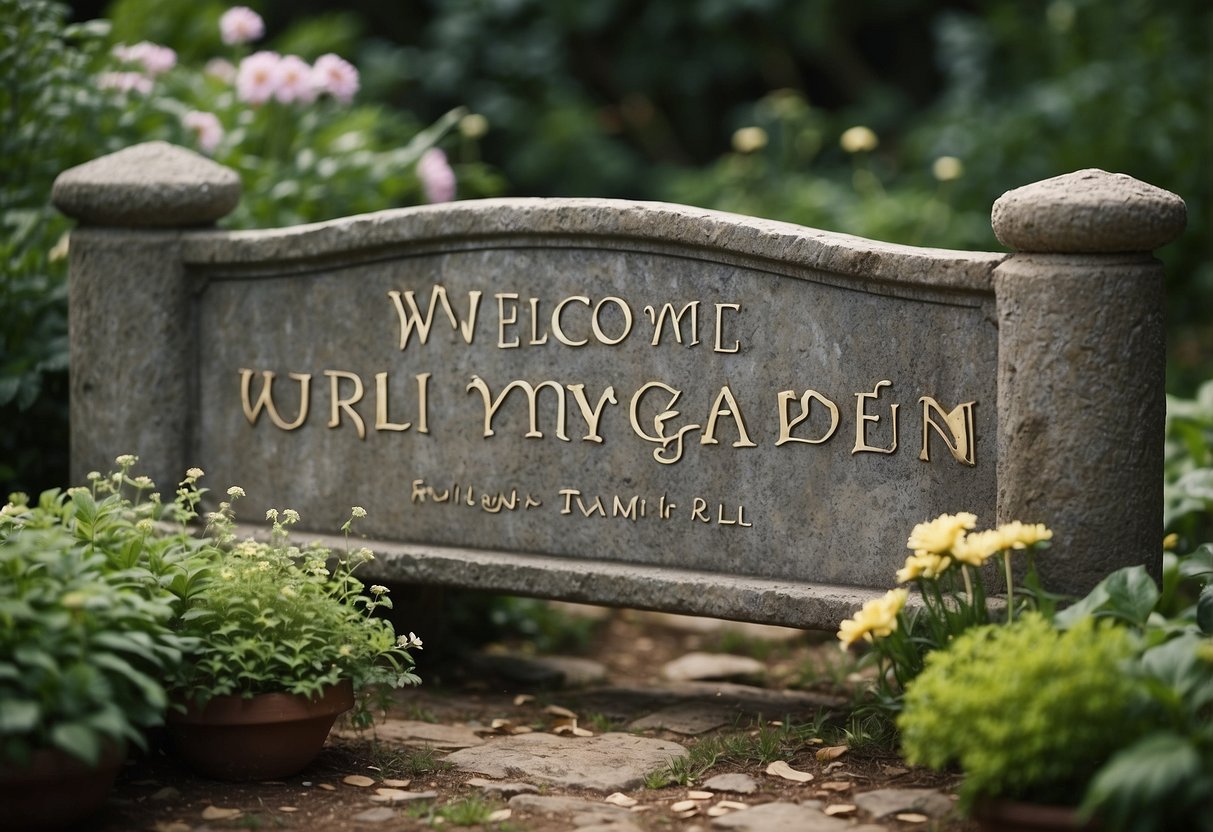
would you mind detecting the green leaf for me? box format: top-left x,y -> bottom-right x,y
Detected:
0,700 -> 40,732
1054,566 -> 1158,629
50,722 -> 100,766
1080,733 -> 1211,832
1198,586 -> 1213,634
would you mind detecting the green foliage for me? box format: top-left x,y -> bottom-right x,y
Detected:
1165,379 -> 1213,544
645,718 -> 823,788
169,498 -> 421,712
902,550 -> 1213,827
0,458 -> 205,766
898,614 -> 1147,808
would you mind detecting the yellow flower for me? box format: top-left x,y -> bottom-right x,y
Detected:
1163,533 -> 1179,551
837,588 -> 907,648
907,512 -> 977,554
896,552 -> 954,583
951,529 -> 1008,566
840,125 -> 878,153
995,521 -> 1053,549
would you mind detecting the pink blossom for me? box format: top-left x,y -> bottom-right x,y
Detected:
236,50 -> 281,105
183,111 -> 224,154
312,53 -> 359,105
205,58 -> 237,83
417,148 -> 456,203
220,6 -> 265,45
112,41 -> 176,76
274,54 -> 317,104
97,71 -> 153,95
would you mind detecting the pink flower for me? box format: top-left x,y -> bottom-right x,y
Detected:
417,148 -> 456,203
205,58 -> 237,83
112,41 -> 176,76
312,53 -> 359,105
236,50 -> 281,105
97,71 -> 153,95
183,111 -> 224,154
220,6 -> 265,45
274,54 -> 316,104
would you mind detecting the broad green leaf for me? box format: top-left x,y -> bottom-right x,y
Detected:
1081,733 -> 1210,832
0,700 -> 39,732
1199,586 -> 1213,634
50,722 -> 100,766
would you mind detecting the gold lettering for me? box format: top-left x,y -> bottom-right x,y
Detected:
326,370 -> 366,439
496,292 -> 520,348
591,296 -> 633,345
629,381 -> 700,465
388,284 -> 482,349
776,389 -> 840,445
691,497 -> 710,523
467,376 -> 570,441
551,295 -> 590,347
374,372 -> 410,432
919,396 -> 977,465
713,303 -> 741,353
566,383 -> 618,443
701,385 -> 757,448
239,368 -> 311,430
644,301 -> 700,346
852,380 -> 899,454
528,298 -> 548,345
415,372 -> 431,434
612,494 -> 640,521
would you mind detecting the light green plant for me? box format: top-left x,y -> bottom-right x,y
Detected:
898,614 -> 1147,809
169,489 -> 421,717
0,456 -> 205,766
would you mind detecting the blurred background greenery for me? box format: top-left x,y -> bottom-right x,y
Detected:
3,0 -> 1211,512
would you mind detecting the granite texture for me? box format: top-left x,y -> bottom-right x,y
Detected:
992,168 -> 1186,253
60,143 -> 1176,627
52,141 -> 240,228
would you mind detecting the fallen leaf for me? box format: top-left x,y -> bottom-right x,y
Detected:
317,783 -> 336,791
707,805 -> 734,817
674,808 -> 700,819
513,694 -> 535,706
765,760 -> 814,782
278,807 -> 298,813
153,823 -> 190,832
896,813 -> 930,823
808,737 -> 824,745
551,718 -> 593,737
687,790 -> 713,800
670,799 -> 700,812
201,806 -> 242,821
630,805 -> 653,813
823,761 -> 846,774
605,793 -> 638,807
882,765 -> 909,776
824,804 -> 856,816
819,781 -> 852,792
717,801 -> 749,810
482,718 -> 533,735
375,788 -> 411,799
544,704 -> 578,719
343,774 -> 376,788
816,745 -> 848,762
487,809 -> 512,822
382,778 -> 411,788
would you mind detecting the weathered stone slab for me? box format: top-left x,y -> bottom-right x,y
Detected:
709,802 -> 856,832
702,773 -> 760,794
851,787 -> 954,819
446,732 -> 686,791
629,703 -> 733,735
335,719 -> 482,749
59,145 -> 1177,623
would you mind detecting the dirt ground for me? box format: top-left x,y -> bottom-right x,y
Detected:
90,606 -> 979,832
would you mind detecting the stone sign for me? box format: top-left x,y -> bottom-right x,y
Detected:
54,142 -> 1185,628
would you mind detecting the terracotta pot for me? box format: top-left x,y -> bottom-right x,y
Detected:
166,679 -> 354,780
0,741 -> 125,830
974,797 -> 1099,832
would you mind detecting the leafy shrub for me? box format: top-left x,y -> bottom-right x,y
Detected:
1166,379 -> 1213,545
898,614 -> 1147,808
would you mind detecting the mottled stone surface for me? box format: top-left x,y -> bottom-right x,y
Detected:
53,142 -> 240,227
992,169 -> 1186,253
661,652 -> 767,682
62,147 -> 1175,623
629,703 -> 733,735
851,788 -> 954,819
702,773 -> 759,794
446,732 -> 686,791
709,802 -> 856,831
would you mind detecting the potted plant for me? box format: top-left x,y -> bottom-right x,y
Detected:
164,485 -> 422,780
0,462 -> 201,829
897,549 -> 1213,832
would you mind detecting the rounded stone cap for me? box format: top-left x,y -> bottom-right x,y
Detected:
52,141 -> 241,228
991,168 -> 1186,253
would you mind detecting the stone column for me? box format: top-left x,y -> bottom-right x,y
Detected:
52,141 -> 241,490
992,169 -> 1186,593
